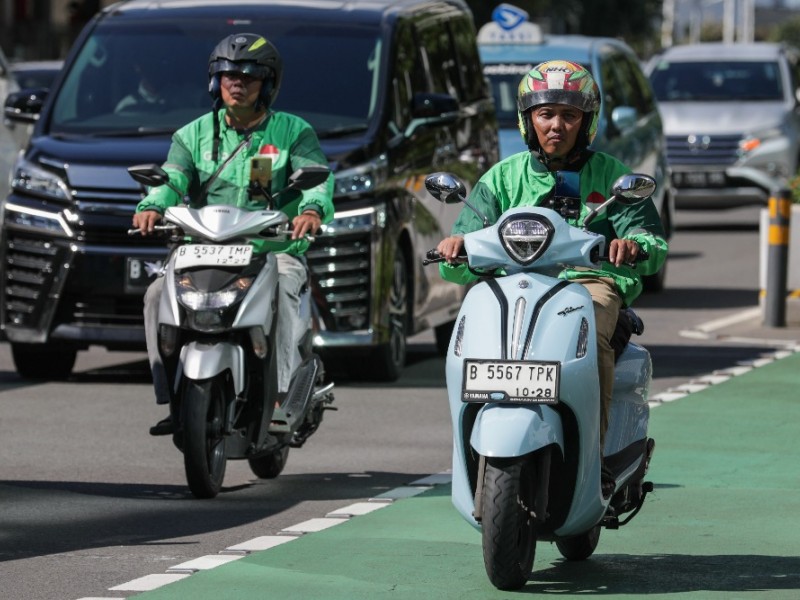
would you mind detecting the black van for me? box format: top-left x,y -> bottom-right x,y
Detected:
1,0 -> 498,381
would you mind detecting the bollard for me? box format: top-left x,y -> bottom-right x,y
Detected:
764,188 -> 792,327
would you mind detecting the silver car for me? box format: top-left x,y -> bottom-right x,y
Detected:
648,42 -> 800,208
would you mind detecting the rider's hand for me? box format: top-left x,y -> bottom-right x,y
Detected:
437,235 -> 465,264
291,210 -> 322,240
608,238 -> 641,267
132,210 -> 162,235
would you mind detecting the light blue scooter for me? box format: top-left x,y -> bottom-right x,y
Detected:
424,172 -> 657,590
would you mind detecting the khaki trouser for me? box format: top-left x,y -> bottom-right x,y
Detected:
573,277 -> 622,450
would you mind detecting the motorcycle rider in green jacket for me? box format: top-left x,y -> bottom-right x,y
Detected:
132,33 -> 334,436
437,60 -> 668,494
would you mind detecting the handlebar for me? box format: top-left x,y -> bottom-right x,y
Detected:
424,248 -> 650,268
127,224 -> 179,236
423,248 -> 467,266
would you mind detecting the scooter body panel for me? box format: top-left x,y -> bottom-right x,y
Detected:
179,341 -> 245,394
470,403 -> 564,458
447,273 -> 606,529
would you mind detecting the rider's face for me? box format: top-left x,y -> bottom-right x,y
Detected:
220,72 -> 263,109
531,104 -> 584,159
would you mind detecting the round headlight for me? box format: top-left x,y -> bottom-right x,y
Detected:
499,216 -> 552,265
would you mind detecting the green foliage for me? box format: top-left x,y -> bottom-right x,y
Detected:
768,15 -> 800,49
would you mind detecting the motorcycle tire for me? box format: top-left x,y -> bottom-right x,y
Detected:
555,525 -> 601,560
182,377 -> 228,499
248,446 -> 290,479
481,456 -> 537,591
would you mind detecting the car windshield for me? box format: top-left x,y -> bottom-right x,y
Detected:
482,62 -> 535,128
49,18 -> 382,136
649,60 -> 784,102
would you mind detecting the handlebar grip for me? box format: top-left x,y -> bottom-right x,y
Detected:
423,249 -> 444,266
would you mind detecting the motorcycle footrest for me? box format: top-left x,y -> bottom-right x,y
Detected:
281,357 -> 320,429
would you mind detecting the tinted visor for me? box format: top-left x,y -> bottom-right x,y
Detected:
209,59 -> 270,80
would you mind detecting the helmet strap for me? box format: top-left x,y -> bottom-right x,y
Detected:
212,109 -> 221,163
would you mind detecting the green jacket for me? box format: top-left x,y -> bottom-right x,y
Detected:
440,151 -> 668,306
135,110 -> 335,255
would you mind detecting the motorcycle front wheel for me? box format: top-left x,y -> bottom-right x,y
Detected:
481,456 -> 537,590
556,525 -> 601,560
182,377 -> 228,499
248,445 -> 290,479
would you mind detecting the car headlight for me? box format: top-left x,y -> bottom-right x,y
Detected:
739,127 -> 783,153
332,156 -> 387,197
176,275 -> 254,310
11,157 -> 71,201
499,215 -> 552,265
320,204 -> 386,236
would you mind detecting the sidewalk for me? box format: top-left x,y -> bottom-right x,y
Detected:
126,344 -> 800,600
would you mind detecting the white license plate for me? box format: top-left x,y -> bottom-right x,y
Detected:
174,244 -> 253,269
462,360 -> 560,404
672,171 -> 725,188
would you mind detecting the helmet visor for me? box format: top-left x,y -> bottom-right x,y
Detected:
209,59 -> 270,80
517,90 -> 598,113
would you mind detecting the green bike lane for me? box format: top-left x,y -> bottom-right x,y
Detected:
134,351 -> 800,600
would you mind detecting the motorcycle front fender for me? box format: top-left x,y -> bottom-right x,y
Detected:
178,341 -> 245,395
470,403 -> 564,458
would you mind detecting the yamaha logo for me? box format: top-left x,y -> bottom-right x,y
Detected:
687,134 -> 711,152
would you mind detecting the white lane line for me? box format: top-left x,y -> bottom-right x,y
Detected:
109,573 -> 191,592
648,344 -> 798,409
679,307 -> 763,338
223,535 -> 295,553
93,473 -> 451,598
166,554 -> 244,574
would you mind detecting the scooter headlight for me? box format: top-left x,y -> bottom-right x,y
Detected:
499,216 -> 553,265
176,275 -> 254,310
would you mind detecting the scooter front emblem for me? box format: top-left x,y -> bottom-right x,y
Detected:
518,280 -> 529,289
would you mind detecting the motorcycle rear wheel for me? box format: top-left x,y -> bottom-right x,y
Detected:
481,457 -> 537,590
556,525 -> 601,560
182,377 -> 228,499
248,446 -> 290,479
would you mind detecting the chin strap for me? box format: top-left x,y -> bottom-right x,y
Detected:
212,108 -> 221,163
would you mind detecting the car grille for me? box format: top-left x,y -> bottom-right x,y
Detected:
665,134 -> 742,166
3,235 -> 66,328
306,231 -> 371,331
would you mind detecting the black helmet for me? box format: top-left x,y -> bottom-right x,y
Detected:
208,33 -> 282,110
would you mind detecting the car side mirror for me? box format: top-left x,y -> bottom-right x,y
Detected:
4,88 -> 49,124
610,106 -> 637,132
393,93 -> 460,142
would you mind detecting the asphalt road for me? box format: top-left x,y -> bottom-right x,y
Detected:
0,205 -> 792,600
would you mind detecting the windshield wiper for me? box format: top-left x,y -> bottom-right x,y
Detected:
317,124 -> 369,139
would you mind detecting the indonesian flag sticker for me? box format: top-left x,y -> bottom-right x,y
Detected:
586,191 -> 605,206
259,144 -> 281,166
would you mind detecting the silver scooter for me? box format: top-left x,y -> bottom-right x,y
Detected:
128,164 -> 334,499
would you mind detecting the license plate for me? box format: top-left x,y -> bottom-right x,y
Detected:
462,360 -> 560,404
125,257 -> 164,293
672,171 -> 726,188
174,244 -> 253,269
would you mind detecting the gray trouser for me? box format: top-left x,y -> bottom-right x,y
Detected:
144,252 -> 310,405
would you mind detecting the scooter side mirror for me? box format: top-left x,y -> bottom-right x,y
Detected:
582,173 -> 657,229
286,165 -> 330,191
425,172 -> 467,204
128,163 -> 170,187
610,173 -> 656,205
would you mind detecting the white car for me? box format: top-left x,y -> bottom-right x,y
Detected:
648,42 -> 800,208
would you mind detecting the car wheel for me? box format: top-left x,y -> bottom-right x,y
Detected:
11,343 -> 77,380
367,250 -> 408,381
